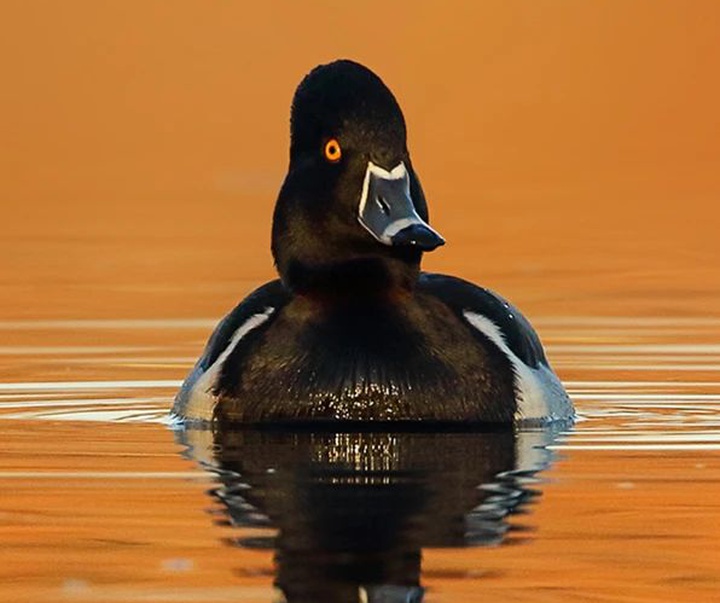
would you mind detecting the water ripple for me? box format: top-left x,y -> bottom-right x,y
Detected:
0,317 -> 718,453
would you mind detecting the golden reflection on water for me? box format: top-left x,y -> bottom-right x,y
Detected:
1,317 -> 719,601
1,1 -> 720,601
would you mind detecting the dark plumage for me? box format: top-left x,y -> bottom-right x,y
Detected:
172,60 -> 572,426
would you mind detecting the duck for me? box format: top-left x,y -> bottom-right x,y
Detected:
172,59 -> 573,427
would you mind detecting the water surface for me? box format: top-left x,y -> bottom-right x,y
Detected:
1,316 -> 718,602
2,5 -> 719,600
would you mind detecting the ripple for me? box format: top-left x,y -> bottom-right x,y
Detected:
0,379 -> 181,392
0,318 -> 216,330
0,317 -> 718,454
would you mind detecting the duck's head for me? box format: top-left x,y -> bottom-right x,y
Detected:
272,60 -> 444,294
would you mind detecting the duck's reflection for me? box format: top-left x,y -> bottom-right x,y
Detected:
177,426 -> 562,603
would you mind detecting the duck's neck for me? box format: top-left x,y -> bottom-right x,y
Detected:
282,256 -> 420,301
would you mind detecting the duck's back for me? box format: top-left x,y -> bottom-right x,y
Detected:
418,273 -> 572,423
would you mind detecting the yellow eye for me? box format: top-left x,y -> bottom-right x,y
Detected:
324,138 -> 342,162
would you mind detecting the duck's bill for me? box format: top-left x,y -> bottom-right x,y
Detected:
358,161 -> 445,251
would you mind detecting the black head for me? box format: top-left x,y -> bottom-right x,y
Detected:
272,60 -> 444,295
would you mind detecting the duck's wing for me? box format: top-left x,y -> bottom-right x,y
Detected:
171,279 -> 290,424
419,273 -> 547,367
419,272 -> 572,423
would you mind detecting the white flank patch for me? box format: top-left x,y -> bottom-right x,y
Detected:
182,307 -> 275,422
462,311 -> 572,422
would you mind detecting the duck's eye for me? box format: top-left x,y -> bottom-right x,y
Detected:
323,139 -> 342,163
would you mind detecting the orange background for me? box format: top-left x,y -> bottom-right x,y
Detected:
1,1 -> 719,319
1,5 -> 719,602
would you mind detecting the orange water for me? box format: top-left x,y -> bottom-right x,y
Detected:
1,2 -> 719,602
1,318 -> 719,602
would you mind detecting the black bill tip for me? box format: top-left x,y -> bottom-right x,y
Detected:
391,223 -> 445,251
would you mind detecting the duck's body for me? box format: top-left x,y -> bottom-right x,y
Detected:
176,271 -> 569,425
172,60 -> 572,426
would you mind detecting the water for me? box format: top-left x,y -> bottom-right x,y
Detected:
3,5 -> 719,599
2,317 -> 718,602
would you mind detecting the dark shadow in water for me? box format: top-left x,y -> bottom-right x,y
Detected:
177,426 -> 564,603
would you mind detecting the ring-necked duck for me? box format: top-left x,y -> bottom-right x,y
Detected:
173,59 -> 573,426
